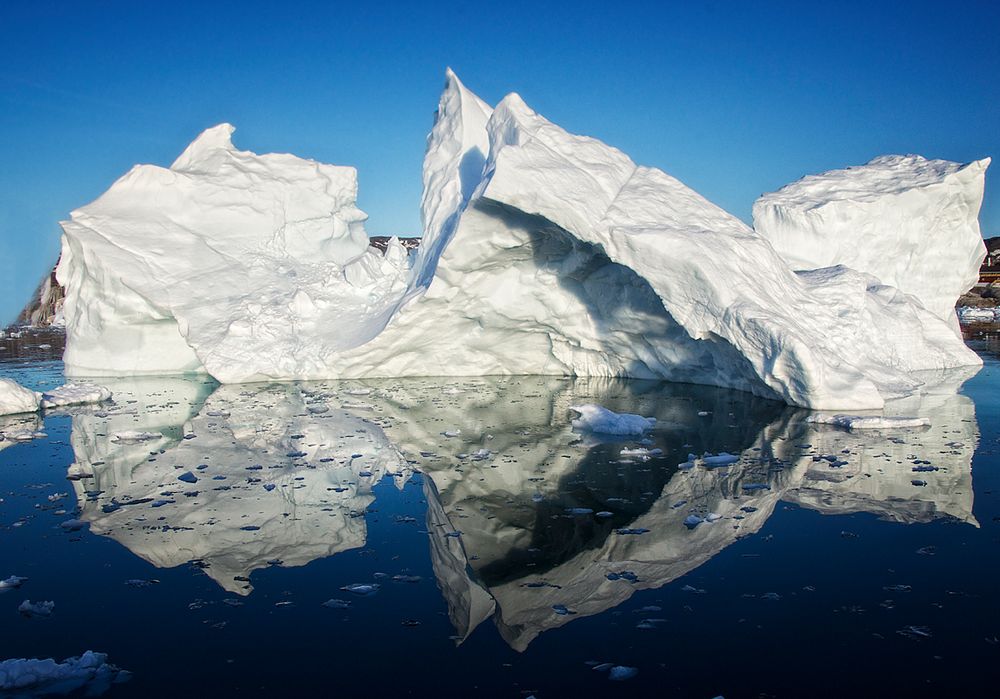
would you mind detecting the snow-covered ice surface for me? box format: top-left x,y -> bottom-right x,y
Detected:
56,71 -> 983,410
39,383 -> 111,409
0,378 -> 41,416
0,651 -> 128,696
753,155 -> 989,330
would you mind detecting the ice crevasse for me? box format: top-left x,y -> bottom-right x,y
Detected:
56,70 -> 988,410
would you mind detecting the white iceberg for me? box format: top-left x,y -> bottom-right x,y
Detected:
0,379 -> 41,416
55,71 -> 984,409
753,154 -> 989,330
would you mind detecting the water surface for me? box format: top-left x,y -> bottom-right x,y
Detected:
1,338 -> 998,697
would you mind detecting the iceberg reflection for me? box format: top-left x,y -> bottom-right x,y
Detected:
64,371 -> 978,644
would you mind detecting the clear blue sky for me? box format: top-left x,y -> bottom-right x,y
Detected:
1,0 -> 997,324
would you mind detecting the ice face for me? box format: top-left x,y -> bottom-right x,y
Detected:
753,154 -> 990,331
56,72 -> 984,409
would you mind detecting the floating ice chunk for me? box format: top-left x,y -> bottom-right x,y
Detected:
683,514 -> 704,529
40,383 -> 112,409
608,666 -> 639,681
322,599 -> 352,609
0,651 -> 129,695
0,379 -> 41,416
569,405 -> 656,436
340,583 -> 380,596
0,576 -> 27,592
18,600 -> 54,618
806,414 -> 930,430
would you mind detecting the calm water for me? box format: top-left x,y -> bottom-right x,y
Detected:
1,332 -> 998,697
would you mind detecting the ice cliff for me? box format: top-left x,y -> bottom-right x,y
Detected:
753,154 -> 989,331
55,71 -> 986,409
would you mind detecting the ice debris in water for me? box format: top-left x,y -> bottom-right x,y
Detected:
0,576 -> 28,592
322,599 -> 352,609
18,600 -> 54,618
608,666 -> 639,681
0,651 -> 130,695
340,583 -> 380,596
569,405 -> 656,436
40,383 -> 112,409
806,414 -> 930,430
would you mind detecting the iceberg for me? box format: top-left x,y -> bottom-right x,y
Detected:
0,378 -> 41,416
54,71 -> 984,409
753,155 -> 989,330
0,651 -> 128,696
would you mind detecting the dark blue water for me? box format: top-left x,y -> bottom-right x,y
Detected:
1,336 -> 998,698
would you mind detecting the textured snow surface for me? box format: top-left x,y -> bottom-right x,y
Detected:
0,651 -> 127,695
753,154 -> 989,329
0,379 -> 41,416
40,383 -> 112,409
56,71 -> 984,408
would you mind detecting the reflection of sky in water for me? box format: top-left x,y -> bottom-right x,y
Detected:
1,357 -> 997,697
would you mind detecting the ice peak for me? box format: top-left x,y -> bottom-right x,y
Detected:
171,123 -> 237,172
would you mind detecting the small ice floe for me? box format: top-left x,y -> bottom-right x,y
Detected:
59,518 -> 88,532
705,512 -> 722,523
0,651 -> 130,695
40,383 -> 112,409
18,600 -> 54,618
307,405 -> 329,414
897,625 -> 932,640
344,388 -> 371,396
470,448 -> 491,461
124,579 -> 159,588
340,583 -> 379,596
595,511 -> 613,518
683,514 -> 704,529
322,598 -> 352,609
0,575 -> 27,592
619,447 -> 663,461
760,592 -> 782,601
569,405 -> 656,436
681,584 -> 706,594
697,411 -> 710,417
111,431 -> 162,443
391,575 -> 421,584
567,508 -> 594,516
806,414 -> 930,430
608,666 -> 639,681
442,429 -> 461,438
